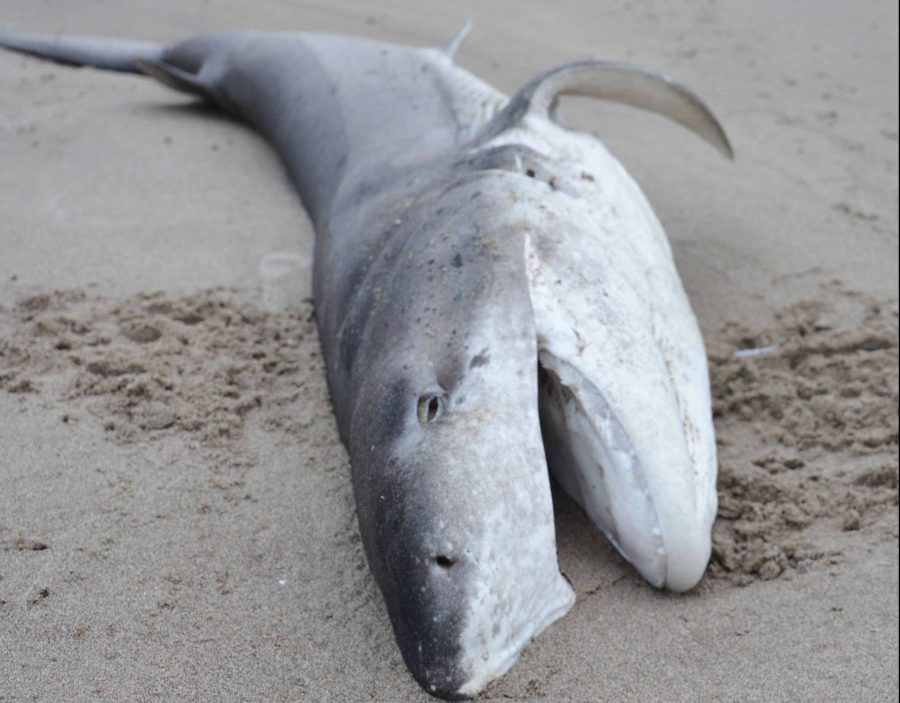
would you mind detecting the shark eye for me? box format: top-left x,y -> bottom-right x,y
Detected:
417,392 -> 446,425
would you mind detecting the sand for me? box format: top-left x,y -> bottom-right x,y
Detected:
1,1 -> 897,701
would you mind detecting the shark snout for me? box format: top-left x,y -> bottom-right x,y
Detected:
388,539 -> 573,700
371,488 -> 574,699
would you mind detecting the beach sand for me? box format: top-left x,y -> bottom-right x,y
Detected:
1,2 -> 897,700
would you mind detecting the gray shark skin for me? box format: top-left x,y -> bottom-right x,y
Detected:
0,26 -> 731,699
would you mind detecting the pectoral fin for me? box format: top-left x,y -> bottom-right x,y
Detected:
0,28 -> 163,73
136,58 -> 213,99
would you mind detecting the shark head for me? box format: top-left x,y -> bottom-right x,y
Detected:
345,182 -> 575,699
351,356 -> 576,697
342,132 -> 719,697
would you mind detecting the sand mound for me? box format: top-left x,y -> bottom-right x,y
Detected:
0,289 -> 332,460
708,283 -> 898,585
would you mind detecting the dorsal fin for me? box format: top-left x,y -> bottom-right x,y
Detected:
475,60 -> 733,159
440,21 -> 473,61
0,28 -> 163,73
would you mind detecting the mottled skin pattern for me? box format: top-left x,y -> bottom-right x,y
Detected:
0,28 -> 729,699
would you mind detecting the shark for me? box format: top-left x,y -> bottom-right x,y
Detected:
0,24 -> 730,698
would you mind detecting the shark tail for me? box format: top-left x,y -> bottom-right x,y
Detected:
0,28 -> 164,73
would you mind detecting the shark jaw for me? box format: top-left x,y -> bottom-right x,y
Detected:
538,355 -> 669,587
537,352 -> 715,592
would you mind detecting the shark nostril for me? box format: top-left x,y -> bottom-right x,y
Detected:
433,555 -> 457,569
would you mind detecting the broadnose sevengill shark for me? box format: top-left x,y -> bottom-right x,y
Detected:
0,24 -> 731,699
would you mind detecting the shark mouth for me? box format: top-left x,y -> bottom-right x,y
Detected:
522,219 -> 716,594
538,353 -> 668,588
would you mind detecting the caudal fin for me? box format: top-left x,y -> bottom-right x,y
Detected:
0,28 -> 164,73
